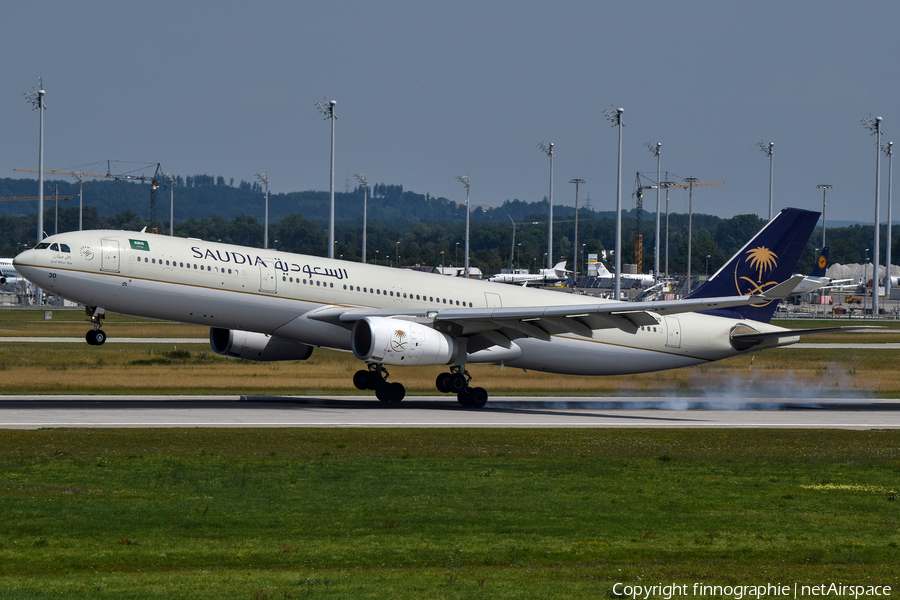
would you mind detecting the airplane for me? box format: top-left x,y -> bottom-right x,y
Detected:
0,258 -> 22,286
13,207 -> 866,408
593,261 -> 655,286
488,261 -> 569,285
787,247 -> 853,296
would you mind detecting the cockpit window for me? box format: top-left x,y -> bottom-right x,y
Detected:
49,243 -> 59,251
34,243 -> 50,250
59,244 -> 71,253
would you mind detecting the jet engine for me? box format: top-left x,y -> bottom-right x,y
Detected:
351,317 -> 457,366
209,327 -> 313,361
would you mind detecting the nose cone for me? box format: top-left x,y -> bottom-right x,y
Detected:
12,248 -> 38,284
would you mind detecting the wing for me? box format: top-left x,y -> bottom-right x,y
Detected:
309,294 -> 759,339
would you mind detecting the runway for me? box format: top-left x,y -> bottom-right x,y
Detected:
0,395 -> 898,429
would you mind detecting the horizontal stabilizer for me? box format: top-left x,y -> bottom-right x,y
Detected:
759,275 -> 805,299
732,325 -> 881,343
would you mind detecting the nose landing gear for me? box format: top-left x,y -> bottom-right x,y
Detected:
85,307 -> 107,346
353,363 -> 406,403
435,365 -> 488,408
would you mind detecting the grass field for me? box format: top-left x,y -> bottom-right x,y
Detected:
1,310 -> 900,396
1,428 -> 899,599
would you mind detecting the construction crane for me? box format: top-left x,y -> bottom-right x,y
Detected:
14,161 -> 163,231
631,172 -> 657,274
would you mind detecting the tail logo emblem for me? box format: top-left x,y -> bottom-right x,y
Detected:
390,330 -> 408,352
818,255 -> 827,269
736,246 -> 779,295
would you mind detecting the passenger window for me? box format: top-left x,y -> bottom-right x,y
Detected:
152,259 -> 156,264
316,280 -> 321,286
377,289 -> 380,295
330,282 -> 333,288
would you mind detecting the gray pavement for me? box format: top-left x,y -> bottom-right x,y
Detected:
0,395 -> 897,429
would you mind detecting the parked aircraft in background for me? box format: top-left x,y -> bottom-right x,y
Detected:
13,208 -> 863,408
593,261 -> 655,286
0,258 -> 23,286
488,261 -> 570,285
789,247 -> 853,295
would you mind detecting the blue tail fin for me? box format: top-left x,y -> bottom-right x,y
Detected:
809,247 -> 829,277
686,207 -> 820,322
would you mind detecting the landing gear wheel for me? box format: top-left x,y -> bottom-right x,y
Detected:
436,373 -> 451,394
353,370 -> 370,391
468,387 -> 488,408
86,330 -> 106,346
457,386 -> 488,408
376,381 -> 405,403
449,373 -> 467,393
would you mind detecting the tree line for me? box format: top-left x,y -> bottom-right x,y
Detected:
2,203 -> 896,278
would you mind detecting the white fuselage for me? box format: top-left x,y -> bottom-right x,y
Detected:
14,230 -> 792,376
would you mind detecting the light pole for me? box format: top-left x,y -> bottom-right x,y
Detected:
538,143 -> 554,268
604,107 -> 625,299
517,243 -> 521,271
865,248 -> 870,296
355,174 -> 368,263
457,175 -> 471,277
758,141 -> 774,220
883,142 -> 893,297
684,177 -> 699,293
817,184 -> 833,250
569,178 -> 584,280
255,172 -> 269,248
646,141 -> 662,281
705,254 -> 711,280
24,78 -> 46,243
863,116 -> 882,318
316,98 -> 337,258
440,251 -> 444,272
455,242 -> 459,268
660,177 -> 675,279
396,240 -> 400,268
375,249 -> 379,266
73,172 -> 85,231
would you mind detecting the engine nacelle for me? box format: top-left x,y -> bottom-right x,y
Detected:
351,317 -> 457,366
209,327 -> 313,362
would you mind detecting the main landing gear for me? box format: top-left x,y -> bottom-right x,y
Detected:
435,366 -> 488,408
85,307 -> 107,346
353,363 -> 406,403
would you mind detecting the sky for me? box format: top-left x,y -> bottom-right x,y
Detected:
2,0 -> 899,223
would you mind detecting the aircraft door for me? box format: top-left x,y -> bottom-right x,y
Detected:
484,292 -> 502,307
259,259 -> 277,293
100,239 -> 120,273
664,316 -> 682,348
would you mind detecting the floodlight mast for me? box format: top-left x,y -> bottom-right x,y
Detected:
646,141 -> 661,282
355,174 -> 368,263
883,142 -> 894,296
816,184 -> 833,250
604,107 -> 624,299
538,142 -> 554,268
660,177 -> 676,279
255,172 -> 269,248
862,116 -> 883,319
684,176 -> 699,294
457,175 -> 471,277
24,79 -> 46,243
317,99 -> 337,258
569,178 -> 585,281
757,141 -> 774,219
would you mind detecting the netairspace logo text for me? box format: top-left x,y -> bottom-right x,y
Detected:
612,582 -> 892,600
